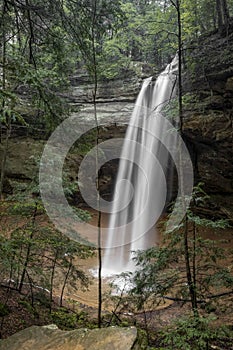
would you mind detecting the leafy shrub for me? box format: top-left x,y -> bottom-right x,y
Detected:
0,302 -> 10,317
160,315 -> 232,350
51,308 -> 78,329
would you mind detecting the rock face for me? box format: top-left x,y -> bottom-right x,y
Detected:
181,26 -> 233,220
0,69 -> 140,200
0,27 -> 233,219
0,325 -> 143,350
65,68 -> 142,125
68,69 -> 142,105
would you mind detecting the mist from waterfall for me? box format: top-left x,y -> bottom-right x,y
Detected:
102,56 -> 179,276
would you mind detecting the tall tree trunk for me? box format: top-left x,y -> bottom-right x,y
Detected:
216,0 -> 229,31
25,0 -> 36,66
216,0 -> 224,29
177,0 -> 183,133
192,221 -> 198,315
184,217 -> 199,316
60,258 -> 72,307
18,230 -> 33,293
175,0 -> 199,317
18,203 -> 38,292
90,0 -> 102,329
221,0 -> 229,30
50,250 -> 58,312
0,122 -> 11,200
0,2 -> 8,197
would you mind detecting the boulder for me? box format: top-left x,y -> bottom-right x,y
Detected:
0,138 -> 45,181
0,325 -> 143,350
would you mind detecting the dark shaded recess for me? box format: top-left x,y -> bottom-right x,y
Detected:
99,144 -> 179,216
98,158 -> 120,202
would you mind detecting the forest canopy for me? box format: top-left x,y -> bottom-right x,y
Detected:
0,0 -> 233,178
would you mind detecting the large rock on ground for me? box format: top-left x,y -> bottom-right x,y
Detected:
0,325 -> 143,350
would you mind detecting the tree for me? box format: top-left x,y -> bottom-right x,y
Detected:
0,0 -> 75,197
127,186 -> 233,342
216,0 -> 230,31
0,161 -> 94,317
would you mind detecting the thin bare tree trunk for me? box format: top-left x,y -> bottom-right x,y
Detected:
50,250 -> 58,312
0,3 -> 8,198
0,124 -> 11,200
221,0 -> 229,24
176,0 -> 199,317
216,0 -> 224,29
216,0 -> 229,31
60,258 -> 72,307
18,203 -> 38,292
90,0 -> 102,328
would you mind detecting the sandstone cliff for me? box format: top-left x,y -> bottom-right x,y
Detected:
0,28 -> 232,220
182,26 -> 233,220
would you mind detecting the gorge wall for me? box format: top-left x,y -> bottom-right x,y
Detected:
182,26 -> 233,220
0,28 -> 232,221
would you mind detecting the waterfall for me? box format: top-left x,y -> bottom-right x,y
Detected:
102,56 -> 179,276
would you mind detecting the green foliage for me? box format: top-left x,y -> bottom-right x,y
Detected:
2,0 -> 230,132
162,97 -> 179,121
0,218 -> 94,309
182,93 -> 199,111
127,183 -> 233,325
0,181 -> 94,309
160,315 -> 233,350
98,38 -> 131,79
7,201 -> 45,217
51,308 -> 78,330
51,308 -> 89,330
18,300 -> 39,317
74,208 -> 92,223
1,0 -> 232,122
0,302 -> 10,317
70,129 -> 98,157
98,0 -> 178,75
135,328 -> 148,349
33,291 -> 51,308
0,0 -> 73,136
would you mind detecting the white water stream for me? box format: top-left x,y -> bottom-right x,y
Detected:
102,56 -> 179,276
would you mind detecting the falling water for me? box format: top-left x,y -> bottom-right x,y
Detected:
102,56 -> 179,276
